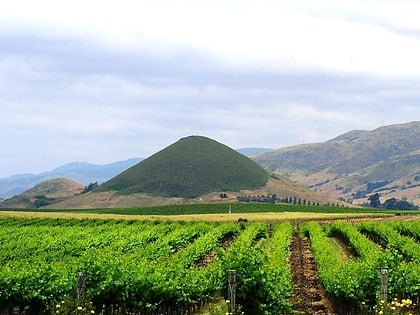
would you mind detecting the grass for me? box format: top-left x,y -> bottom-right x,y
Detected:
327,237 -> 353,263
2,202 -> 419,216
97,136 -> 268,197
1,202 -> 418,222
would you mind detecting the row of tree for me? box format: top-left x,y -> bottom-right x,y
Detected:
236,194 -> 343,207
281,196 -> 343,207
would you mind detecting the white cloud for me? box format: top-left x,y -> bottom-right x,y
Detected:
0,1 -> 419,177
2,1 -> 420,76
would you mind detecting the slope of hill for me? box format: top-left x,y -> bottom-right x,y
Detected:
0,158 -> 142,199
47,174 -> 341,209
98,136 -> 269,198
49,136 -> 340,209
253,121 -> 420,206
0,178 -> 84,208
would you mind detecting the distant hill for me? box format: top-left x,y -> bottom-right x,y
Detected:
0,178 -> 84,209
253,121 -> 420,206
98,136 -> 270,198
0,158 -> 142,199
237,148 -> 272,156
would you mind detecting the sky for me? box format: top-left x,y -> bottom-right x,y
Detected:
1,0 -> 419,178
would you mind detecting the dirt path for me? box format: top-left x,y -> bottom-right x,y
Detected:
290,224 -> 335,314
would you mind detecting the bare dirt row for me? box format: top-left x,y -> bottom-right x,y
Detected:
290,224 -> 335,315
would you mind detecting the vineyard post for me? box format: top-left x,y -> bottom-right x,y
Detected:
228,269 -> 236,314
268,223 -> 273,238
76,271 -> 86,310
380,268 -> 388,302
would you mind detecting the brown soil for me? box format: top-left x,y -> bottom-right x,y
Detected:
196,233 -> 236,268
290,224 -> 335,314
359,230 -> 388,250
196,250 -> 218,268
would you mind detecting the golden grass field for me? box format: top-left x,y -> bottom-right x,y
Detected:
0,210 -> 399,222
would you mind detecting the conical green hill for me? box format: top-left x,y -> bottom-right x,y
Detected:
98,136 -> 269,198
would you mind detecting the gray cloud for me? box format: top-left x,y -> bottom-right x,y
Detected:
1,31 -> 419,177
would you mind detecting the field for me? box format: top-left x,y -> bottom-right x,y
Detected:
0,206 -> 419,315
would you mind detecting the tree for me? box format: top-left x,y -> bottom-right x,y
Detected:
270,194 -> 278,203
383,198 -> 418,210
82,182 -> 99,193
33,195 -> 53,208
368,193 -> 381,208
383,197 -> 397,209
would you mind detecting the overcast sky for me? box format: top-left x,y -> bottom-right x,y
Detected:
1,0 -> 419,178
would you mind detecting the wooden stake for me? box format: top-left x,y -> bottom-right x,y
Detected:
228,269 -> 236,314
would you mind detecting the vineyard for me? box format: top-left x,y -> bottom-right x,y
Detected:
0,216 -> 419,314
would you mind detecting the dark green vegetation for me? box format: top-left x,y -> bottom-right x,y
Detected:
368,193 -> 418,210
98,136 -> 269,198
5,202 -> 418,216
0,217 -> 419,314
253,121 -> 420,205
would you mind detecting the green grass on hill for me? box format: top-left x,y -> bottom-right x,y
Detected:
97,136 -> 269,198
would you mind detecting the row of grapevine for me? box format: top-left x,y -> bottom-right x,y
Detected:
389,220 -> 420,242
258,222 -> 293,314
0,218 -> 295,314
357,220 -> 420,263
1,217 -> 418,314
302,220 -> 420,313
0,219 -> 226,313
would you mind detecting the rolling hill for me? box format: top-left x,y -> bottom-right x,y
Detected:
0,178 -> 84,209
0,158 -> 142,199
47,136 -> 340,209
253,121 -> 420,206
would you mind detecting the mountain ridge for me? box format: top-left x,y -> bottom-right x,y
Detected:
253,121 -> 420,206
0,158 -> 142,199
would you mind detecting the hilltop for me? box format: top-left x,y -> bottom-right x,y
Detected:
0,178 -> 84,208
98,136 -> 269,197
253,121 -> 420,206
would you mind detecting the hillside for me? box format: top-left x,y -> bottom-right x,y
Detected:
0,158 -> 142,199
0,178 -> 84,208
253,121 -> 420,206
48,136 -> 340,209
98,136 -> 269,198
47,172 -> 341,209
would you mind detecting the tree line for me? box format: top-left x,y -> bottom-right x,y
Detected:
367,193 -> 418,210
